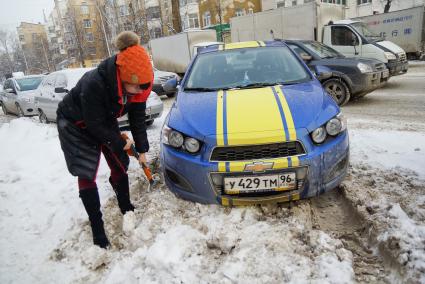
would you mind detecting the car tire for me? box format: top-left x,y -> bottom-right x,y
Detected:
166,92 -> 175,98
323,78 -> 350,106
38,110 -> 49,124
16,104 -> 25,117
146,120 -> 154,126
1,102 -> 8,115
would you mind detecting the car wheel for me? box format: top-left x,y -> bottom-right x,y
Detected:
16,104 -> 25,117
39,110 -> 49,124
323,78 -> 350,106
146,120 -> 154,126
1,103 -> 8,115
166,92 -> 175,98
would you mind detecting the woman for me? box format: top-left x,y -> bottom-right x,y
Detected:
56,31 -> 153,248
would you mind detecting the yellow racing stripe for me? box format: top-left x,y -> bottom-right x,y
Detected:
216,90 -> 224,146
274,87 -> 297,141
291,156 -> 300,167
224,41 -> 261,50
226,87 -> 286,145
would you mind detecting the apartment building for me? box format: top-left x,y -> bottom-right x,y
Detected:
17,22 -> 51,73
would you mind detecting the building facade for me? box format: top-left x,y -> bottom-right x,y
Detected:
17,22 -> 51,74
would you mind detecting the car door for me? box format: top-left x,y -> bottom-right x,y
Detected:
4,79 -> 18,114
328,26 -> 361,58
51,73 -> 67,121
38,74 -> 56,120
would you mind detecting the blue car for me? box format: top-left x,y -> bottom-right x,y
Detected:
161,40 -> 349,206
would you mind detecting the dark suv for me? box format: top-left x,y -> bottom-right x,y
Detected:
285,40 -> 389,106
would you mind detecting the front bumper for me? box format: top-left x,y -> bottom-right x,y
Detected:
387,60 -> 408,76
161,130 -> 349,205
352,69 -> 389,97
18,100 -> 37,116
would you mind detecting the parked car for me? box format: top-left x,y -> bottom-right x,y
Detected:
161,40 -> 349,205
153,67 -> 179,98
285,40 -> 389,105
35,68 -> 163,127
0,75 -> 45,117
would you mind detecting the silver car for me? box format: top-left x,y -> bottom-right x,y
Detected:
153,67 -> 179,98
35,68 -> 163,127
0,75 -> 45,117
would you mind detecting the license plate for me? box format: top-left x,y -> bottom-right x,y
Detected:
224,173 -> 296,194
382,70 -> 389,78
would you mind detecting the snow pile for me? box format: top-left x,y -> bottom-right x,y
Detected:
0,117 -> 354,283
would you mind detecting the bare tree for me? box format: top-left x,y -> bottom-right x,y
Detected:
0,29 -> 15,73
384,0 -> 392,13
171,0 -> 182,33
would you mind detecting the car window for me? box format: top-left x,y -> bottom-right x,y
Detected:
43,74 -> 56,87
287,44 -> 308,57
185,46 -> 311,90
301,42 -> 343,58
331,26 -> 359,46
3,79 -> 12,90
55,74 -> 67,88
15,77 -> 44,91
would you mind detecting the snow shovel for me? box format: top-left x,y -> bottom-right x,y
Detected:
122,133 -> 160,192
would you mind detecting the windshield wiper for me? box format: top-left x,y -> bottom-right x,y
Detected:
184,87 -> 219,92
227,82 -> 279,89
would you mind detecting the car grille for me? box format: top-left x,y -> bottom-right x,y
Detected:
210,141 -> 305,161
398,52 -> 407,62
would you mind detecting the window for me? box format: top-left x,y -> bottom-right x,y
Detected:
203,11 -> 211,27
235,9 -> 245,17
331,26 -> 358,46
19,35 -> 25,41
357,0 -> 371,4
87,47 -> 96,55
146,6 -> 161,20
81,5 -> 89,15
85,32 -> 94,42
322,0 -> 347,4
292,0 -> 297,6
188,13 -> 199,29
119,5 -> 129,16
149,27 -> 162,39
55,74 -> 67,88
16,77 -> 44,91
124,22 -> 133,31
3,80 -> 12,90
83,19 -> 92,28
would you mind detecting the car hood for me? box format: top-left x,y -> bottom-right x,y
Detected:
168,81 -> 339,145
18,90 -> 38,98
376,40 -> 405,54
318,57 -> 381,66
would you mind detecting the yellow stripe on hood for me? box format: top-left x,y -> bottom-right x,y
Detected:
225,87 -> 286,145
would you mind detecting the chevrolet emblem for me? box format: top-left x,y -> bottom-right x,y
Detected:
244,162 -> 274,172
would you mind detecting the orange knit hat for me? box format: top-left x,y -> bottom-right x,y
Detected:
115,31 -> 153,85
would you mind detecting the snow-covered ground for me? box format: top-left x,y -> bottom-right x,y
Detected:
1,62 -> 424,283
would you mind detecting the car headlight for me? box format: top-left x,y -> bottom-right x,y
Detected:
357,62 -> 373,73
384,52 -> 397,60
311,113 -> 346,144
311,126 -> 327,144
184,137 -> 200,153
162,125 -> 201,153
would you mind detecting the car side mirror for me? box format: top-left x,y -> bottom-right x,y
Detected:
163,78 -> 178,93
300,53 -> 313,62
351,35 -> 359,46
5,88 -> 16,94
54,87 -> 68,93
314,65 -> 332,81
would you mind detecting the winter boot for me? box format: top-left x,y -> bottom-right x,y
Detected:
109,175 -> 135,214
79,188 -> 110,249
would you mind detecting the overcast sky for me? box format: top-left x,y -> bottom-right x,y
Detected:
0,0 -> 55,32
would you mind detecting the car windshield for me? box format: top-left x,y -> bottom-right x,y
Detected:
302,41 -> 343,59
352,22 -> 383,41
184,46 -> 311,91
15,77 -> 43,91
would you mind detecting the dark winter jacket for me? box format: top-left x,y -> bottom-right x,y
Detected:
56,56 -> 152,180
58,55 -> 150,153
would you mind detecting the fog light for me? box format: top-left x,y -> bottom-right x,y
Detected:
296,167 -> 307,180
211,173 -> 223,186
